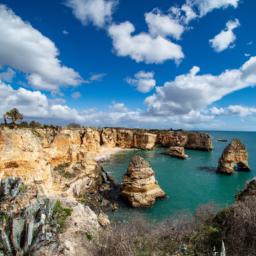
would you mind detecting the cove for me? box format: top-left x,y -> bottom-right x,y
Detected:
102,131 -> 256,220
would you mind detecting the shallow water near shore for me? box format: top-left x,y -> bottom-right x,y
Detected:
102,131 -> 256,221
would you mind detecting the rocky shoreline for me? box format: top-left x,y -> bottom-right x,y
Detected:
3,126 -> 253,255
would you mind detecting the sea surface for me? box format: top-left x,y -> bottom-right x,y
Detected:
102,131 -> 256,221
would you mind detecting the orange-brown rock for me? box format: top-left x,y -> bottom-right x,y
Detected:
116,129 -> 134,148
157,131 -> 188,147
168,146 -> 188,159
217,138 -> 250,174
101,128 -> 117,147
134,132 -> 157,150
185,132 -> 213,151
120,156 -> 165,208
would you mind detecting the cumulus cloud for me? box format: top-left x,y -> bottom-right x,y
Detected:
191,0 -> 239,16
210,19 -> 240,52
110,102 -> 128,112
0,80 -> 84,122
210,105 -> 256,117
126,71 -> 156,93
145,10 -> 185,40
108,21 -> 184,64
167,0 -> 239,26
0,67 -> 15,82
0,5 -> 82,91
65,0 -> 118,28
145,56 -> 256,117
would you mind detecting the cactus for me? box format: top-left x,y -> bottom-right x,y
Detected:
0,177 -> 22,200
0,198 -> 58,255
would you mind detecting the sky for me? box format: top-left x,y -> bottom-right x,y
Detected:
0,0 -> 256,130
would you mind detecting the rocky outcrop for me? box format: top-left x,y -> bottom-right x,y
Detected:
120,156 -> 165,208
185,132 -> 213,151
236,178 -> 256,201
217,139 -> 250,174
0,176 -> 102,256
134,132 -> 157,150
157,131 -> 188,147
168,146 -> 188,159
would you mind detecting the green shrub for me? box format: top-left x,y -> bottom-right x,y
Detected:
53,200 -> 72,233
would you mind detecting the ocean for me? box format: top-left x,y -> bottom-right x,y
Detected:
102,131 -> 256,220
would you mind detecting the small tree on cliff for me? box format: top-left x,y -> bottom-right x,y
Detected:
4,108 -> 23,125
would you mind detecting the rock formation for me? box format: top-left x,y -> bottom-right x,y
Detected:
120,156 -> 165,208
168,146 -> 188,159
101,128 -> 117,147
217,138 -> 250,174
134,132 -> 157,150
116,129 -> 134,148
0,127 -> 213,196
185,132 -> 213,151
236,178 -> 256,201
157,131 -> 188,147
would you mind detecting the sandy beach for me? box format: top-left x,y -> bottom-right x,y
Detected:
94,147 -> 136,162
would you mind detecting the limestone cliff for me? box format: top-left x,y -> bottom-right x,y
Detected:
217,138 -> 250,174
0,127 -> 212,196
156,131 -> 212,151
120,156 -> 165,208
134,132 -> 157,150
185,132 -> 213,151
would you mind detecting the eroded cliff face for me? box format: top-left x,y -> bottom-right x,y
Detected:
0,127 -> 212,195
156,131 -> 213,151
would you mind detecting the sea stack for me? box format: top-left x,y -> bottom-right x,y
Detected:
120,156 -> 165,208
217,138 -> 250,174
168,146 -> 188,159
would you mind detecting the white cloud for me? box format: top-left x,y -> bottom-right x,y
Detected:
209,19 -> 240,52
89,73 -> 106,82
210,107 -> 225,115
65,0 -> 117,28
110,102 -> 128,112
0,67 -> 15,82
71,92 -> 81,99
167,0 -> 239,26
145,56 -> 256,117
0,5 -> 82,91
0,80 -> 84,122
227,105 -> 256,117
210,105 -> 256,117
126,71 -> 156,93
145,10 -> 185,40
190,0 -> 239,16
108,21 -> 184,64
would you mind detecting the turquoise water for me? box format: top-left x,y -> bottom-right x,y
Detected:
102,131 -> 256,220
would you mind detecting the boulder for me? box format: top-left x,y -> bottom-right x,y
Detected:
217,138 -> 250,174
120,156 -> 165,208
134,132 -> 157,150
98,212 -> 110,227
168,146 -> 188,159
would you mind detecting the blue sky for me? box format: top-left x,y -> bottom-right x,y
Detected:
0,0 -> 256,130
